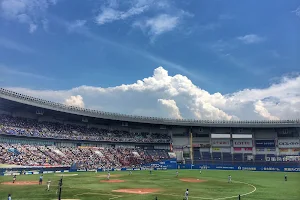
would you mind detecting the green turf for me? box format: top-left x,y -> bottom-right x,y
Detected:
0,170 -> 299,200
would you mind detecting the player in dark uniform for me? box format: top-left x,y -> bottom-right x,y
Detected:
284,174 -> 287,181
12,175 -> 16,183
39,175 -> 43,185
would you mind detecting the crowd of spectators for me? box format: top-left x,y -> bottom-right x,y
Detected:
0,143 -> 170,169
0,115 -> 171,143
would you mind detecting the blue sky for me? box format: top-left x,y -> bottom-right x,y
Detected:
0,0 -> 300,120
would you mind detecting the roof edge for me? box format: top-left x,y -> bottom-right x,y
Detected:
0,88 -> 299,127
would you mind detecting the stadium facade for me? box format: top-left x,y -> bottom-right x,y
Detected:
0,88 -> 299,174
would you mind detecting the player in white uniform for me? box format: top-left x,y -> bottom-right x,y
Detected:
228,175 -> 232,183
8,194 -> 11,200
46,179 -> 51,191
184,189 -> 189,200
107,172 -> 110,180
129,170 -> 132,175
176,171 -> 178,177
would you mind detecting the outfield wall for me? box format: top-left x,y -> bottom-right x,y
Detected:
1,159 -> 299,176
0,166 -> 70,176
178,164 -> 300,172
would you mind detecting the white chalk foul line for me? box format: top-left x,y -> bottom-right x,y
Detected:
213,180 -> 256,200
154,180 -> 256,200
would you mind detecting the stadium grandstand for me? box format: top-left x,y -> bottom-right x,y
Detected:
0,87 -> 299,172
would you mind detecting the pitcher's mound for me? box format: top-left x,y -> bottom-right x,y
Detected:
180,178 -> 207,183
2,181 -> 39,185
113,188 -> 160,194
100,179 -> 125,183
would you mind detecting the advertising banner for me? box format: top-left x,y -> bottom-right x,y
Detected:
286,156 -> 300,162
233,147 -> 252,153
244,147 -> 252,151
212,148 -> 231,152
244,147 -> 253,153
256,147 -> 276,154
233,140 -> 253,147
292,148 -> 300,152
199,143 -> 211,148
212,139 -> 230,147
278,139 -> 300,148
255,140 -> 275,147
233,147 -> 242,152
266,148 -> 276,152
212,148 -> 220,151
280,149 -> 289,152
178,164 -> 300,172
256,148 -> 265,152
192,143 -> 211,148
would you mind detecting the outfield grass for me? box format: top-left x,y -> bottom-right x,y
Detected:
0,169 -> 299,200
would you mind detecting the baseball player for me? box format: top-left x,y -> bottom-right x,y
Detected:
228,175 -> 232,183
183,189 -> 189,200
46,179 -> 51,191
12,175 -> 16,183
107,172 -> 110,180
39,175 -> 43,185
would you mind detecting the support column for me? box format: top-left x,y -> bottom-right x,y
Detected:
190,127 -> 193,165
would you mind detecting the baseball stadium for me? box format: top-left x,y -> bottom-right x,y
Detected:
0,88 -> 299,200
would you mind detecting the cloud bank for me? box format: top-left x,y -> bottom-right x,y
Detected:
5,66 -> 300,120
0,0 -> 58,33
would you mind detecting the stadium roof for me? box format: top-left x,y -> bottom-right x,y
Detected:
0,88 -> 299,128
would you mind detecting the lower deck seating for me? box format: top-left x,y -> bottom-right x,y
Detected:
0,143 -> 169,169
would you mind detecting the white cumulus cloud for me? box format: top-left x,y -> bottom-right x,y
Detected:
237,34 -> 265,44
64,95 -> 85,108
254,100 -> 279,120
158,99 -> 182,119
5,66 -> 300,120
